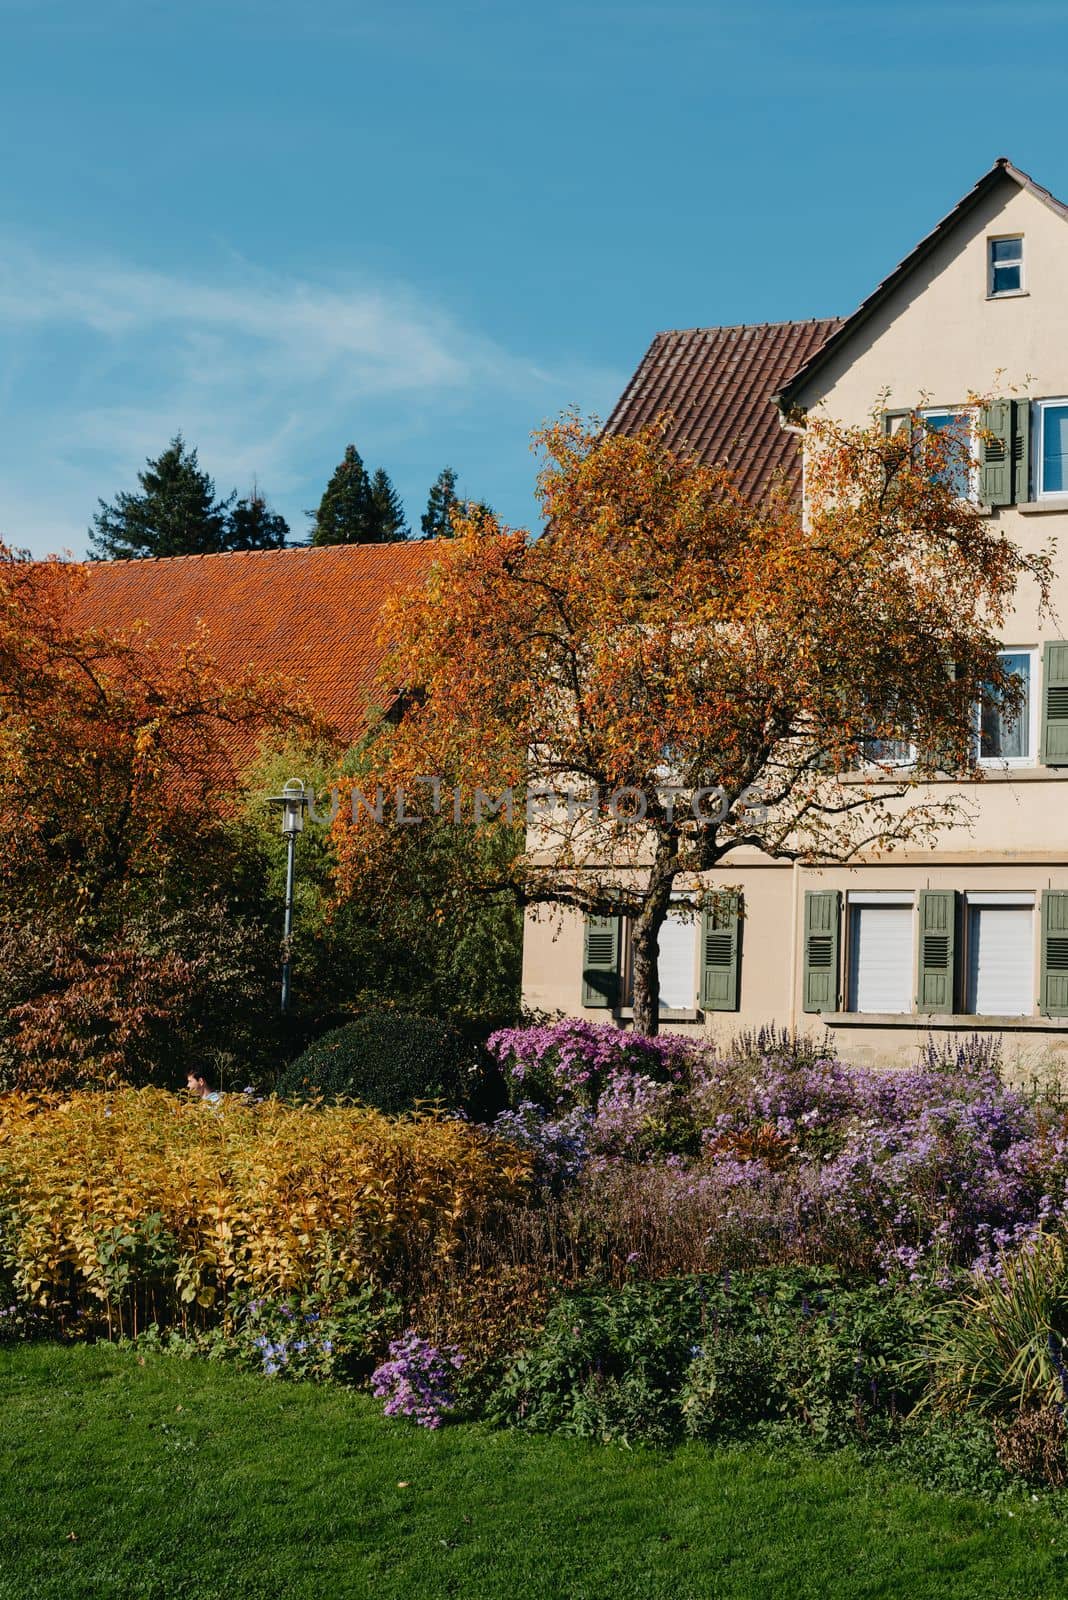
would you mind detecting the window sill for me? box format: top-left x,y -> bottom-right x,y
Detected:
823,1011 -> 1064,1030
1017,499 -> 1068,515
617,1007 -> 702,1023
986,290 -> 1029,300
840,765 -> 1065,784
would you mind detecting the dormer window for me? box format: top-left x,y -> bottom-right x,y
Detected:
989,236 -> 1023,296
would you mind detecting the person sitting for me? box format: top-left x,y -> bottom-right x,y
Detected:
186,1070 -> 221,1104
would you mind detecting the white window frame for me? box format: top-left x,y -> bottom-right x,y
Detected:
987,234 -> 1025,298
1034,398 -> 1068,501
976,646 -> 1038,769
620,903 -> 698,1013
862,735 -> 916,772
918,406 -> 980,504
846,891 -> 915,1015
964,892 -> 1036,1018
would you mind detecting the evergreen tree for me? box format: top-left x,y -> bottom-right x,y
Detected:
309,445 -> 380,545
420,467 -> 461,538
368,467 -> 408,541
89,436 -> 234,560
228,487 -> 290,550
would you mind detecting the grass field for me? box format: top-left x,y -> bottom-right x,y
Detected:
1,1344 -> 1067,1600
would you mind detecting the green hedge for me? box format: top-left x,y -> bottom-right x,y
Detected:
278,1012 -> 471,1114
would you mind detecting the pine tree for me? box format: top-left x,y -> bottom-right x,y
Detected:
420,467 -> 460,539
228,486 -> 290,550
89,436 -> 234,560
309,445 -> 379,545
368,468 -> 408,541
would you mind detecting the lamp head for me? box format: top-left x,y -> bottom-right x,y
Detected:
268,777 -> 309,836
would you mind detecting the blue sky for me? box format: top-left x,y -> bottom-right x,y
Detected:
3,0 -> 1068,557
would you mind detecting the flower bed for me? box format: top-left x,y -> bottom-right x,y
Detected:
5,1027 -> 1068,1482
486,1024 -> 1068,1281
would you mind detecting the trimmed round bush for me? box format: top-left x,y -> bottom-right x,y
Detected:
278,1012 -> 470,1114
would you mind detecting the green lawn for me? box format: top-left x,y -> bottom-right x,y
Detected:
1,1346 -> 1066,1600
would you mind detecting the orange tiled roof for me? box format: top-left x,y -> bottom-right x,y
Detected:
68,541 -> 443,745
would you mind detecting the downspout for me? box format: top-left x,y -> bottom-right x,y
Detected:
776,403 -> 809,529
788,858 -> 800,1025
779,399 -> 807,1024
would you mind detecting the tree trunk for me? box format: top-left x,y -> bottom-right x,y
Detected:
629,863 -> 675,1037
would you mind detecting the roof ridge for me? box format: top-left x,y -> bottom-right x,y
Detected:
84,539 -> 443,568
653,316 -> 839,339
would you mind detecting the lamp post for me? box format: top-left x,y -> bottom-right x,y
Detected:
268,778 -> 309,1014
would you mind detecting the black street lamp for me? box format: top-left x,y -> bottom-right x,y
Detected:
267,778 -> 309,1014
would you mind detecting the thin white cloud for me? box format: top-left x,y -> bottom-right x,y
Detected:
0,239 -> 620,555
0,246 -> 549,390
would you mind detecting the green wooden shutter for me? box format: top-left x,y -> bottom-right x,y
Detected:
917,890 -> 957,1013
1041,891 -> 1068,1017
1012,398 -> 1031,504
802,891 -> 841,1013
700,893 -> 741,1011
582,914 -> 620,1008
980,400 -> 1012,507
1041,642 -> 1068,766
882,409 -> 913,445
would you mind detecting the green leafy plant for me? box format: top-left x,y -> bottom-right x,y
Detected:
922,1233 -> 1068,1416
489,1271 -> 940,1448
132,1286 -> 402,1385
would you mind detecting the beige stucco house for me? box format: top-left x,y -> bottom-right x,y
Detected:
521,157 -> 1068,1067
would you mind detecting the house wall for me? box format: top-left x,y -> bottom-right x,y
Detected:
521,170 -> 1068,1065
791,172 -> 1068,655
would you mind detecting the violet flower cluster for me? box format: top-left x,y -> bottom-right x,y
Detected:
696,1040 -> 1068,1276
245,1300 -> 336,1378
371,1332 -> 463,1429
487,1019 -> 701,1110
489,1100 -> 592,1183
489,1023 -> 1068,1280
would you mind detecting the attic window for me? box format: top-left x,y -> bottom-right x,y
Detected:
989,236 -> 1023,296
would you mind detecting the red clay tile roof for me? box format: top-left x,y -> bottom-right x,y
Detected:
68,541 -> 442,745
605,319 -> 841,503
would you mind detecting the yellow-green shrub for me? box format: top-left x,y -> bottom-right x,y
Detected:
0,1090 -> 531,1334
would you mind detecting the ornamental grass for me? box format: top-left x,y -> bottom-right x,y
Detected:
0,1089 -> 531,1337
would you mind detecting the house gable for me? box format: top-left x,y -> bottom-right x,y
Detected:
777,159 -> 1068,418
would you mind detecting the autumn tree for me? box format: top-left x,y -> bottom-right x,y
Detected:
332,411 -> 1050,1035
0,543 -> 314,1086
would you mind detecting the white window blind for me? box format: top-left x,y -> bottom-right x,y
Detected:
967,905 -> 1034,1016
848,904 -> 913,1014
657,912 -> 696,1011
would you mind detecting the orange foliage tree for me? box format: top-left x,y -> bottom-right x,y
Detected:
331,411 -> 1052,1034
0,543 -> 312,1086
